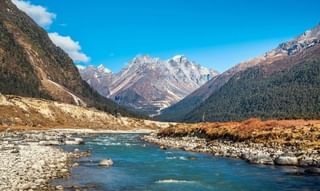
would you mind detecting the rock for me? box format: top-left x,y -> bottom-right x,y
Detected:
20,183 -> 32,190
299,157 -> 314,166
99,159 -> 113,167
275,154 -> 299,166
10,149 -> 19,153
39,140 -> 60,146
74,138 -> 84,144
0,131 -> 76,191
248,153 -> 274,165
60,169 -> 68,173
188,157 -> 198,160
240,153 -> 250,160
66,138 -> 84,145
34,179 -> 45,185
56,185 -> 64,190
160,145 -> 167,150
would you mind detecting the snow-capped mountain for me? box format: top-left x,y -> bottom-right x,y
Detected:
79,55 -> 218,115
78,65 -> 112,97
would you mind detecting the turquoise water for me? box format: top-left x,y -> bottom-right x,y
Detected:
53,134 -> 320,191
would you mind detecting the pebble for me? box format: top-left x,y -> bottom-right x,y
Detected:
0,130 -> 89,191
143,134 -> 320,169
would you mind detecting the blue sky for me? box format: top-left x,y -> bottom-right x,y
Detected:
14,0 -> 320,73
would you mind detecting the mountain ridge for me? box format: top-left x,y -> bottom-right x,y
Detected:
158,23 -> 320,122
79,55 -> 218,116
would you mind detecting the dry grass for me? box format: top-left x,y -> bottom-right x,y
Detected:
158,118 -> 320,150
0,95 -> 171,132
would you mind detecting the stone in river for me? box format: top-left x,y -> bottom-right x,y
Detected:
99,159 -> 113,167
248,153 -> 274,165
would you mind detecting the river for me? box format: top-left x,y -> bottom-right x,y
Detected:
52,133 -> 320,191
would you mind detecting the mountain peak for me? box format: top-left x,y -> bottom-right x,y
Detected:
97,64 -> 112,73
274,24 -> 320,56
171,55 -> 187,63
132,55 -> 159,64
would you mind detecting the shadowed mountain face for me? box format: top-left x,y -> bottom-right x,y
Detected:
158,24 -> 320,122
0,0 -> 138,117
79,55 -> 218,116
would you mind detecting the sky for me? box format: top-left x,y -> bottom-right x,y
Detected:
12,0 -> 320,73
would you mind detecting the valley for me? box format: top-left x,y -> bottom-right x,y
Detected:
0,0 -> 319,190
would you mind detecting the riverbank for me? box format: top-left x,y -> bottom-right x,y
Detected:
143,119 -> 320,174
0,130 -> 90,191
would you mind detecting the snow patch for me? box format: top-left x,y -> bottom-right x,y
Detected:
47,80 -> 86,106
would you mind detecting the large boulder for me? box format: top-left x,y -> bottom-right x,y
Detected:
275,154 -> 298,166
248,153 -> 274,165
299,157 -> 315,167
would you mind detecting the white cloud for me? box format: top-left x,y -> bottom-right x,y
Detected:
76,65 -> 86,70
11,0 -> 56,28
12,0 -> 90,63
49,32 -> 90,63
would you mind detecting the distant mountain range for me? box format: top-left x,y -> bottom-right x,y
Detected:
0,0 -> 138,118
79,55 -> 218,115
158,24 -> 320,122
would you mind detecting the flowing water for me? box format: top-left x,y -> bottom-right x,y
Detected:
52,134 -> 320,191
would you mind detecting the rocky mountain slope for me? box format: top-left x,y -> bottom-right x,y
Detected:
0,0 -> 136,117
79,55 -> 218,116
158,24 -> 320,122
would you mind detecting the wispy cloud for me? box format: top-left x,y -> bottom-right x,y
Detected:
11,0 -> 56,28
49,32 -> 90,63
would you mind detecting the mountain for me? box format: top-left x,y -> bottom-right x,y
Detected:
79,55 -> 218,116
159,24 -> 320,122
0,0 -> 137,117
78,65 -> 113,97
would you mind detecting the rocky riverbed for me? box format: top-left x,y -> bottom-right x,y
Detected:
0,130 -> 90,191
143,134 -> 320,175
